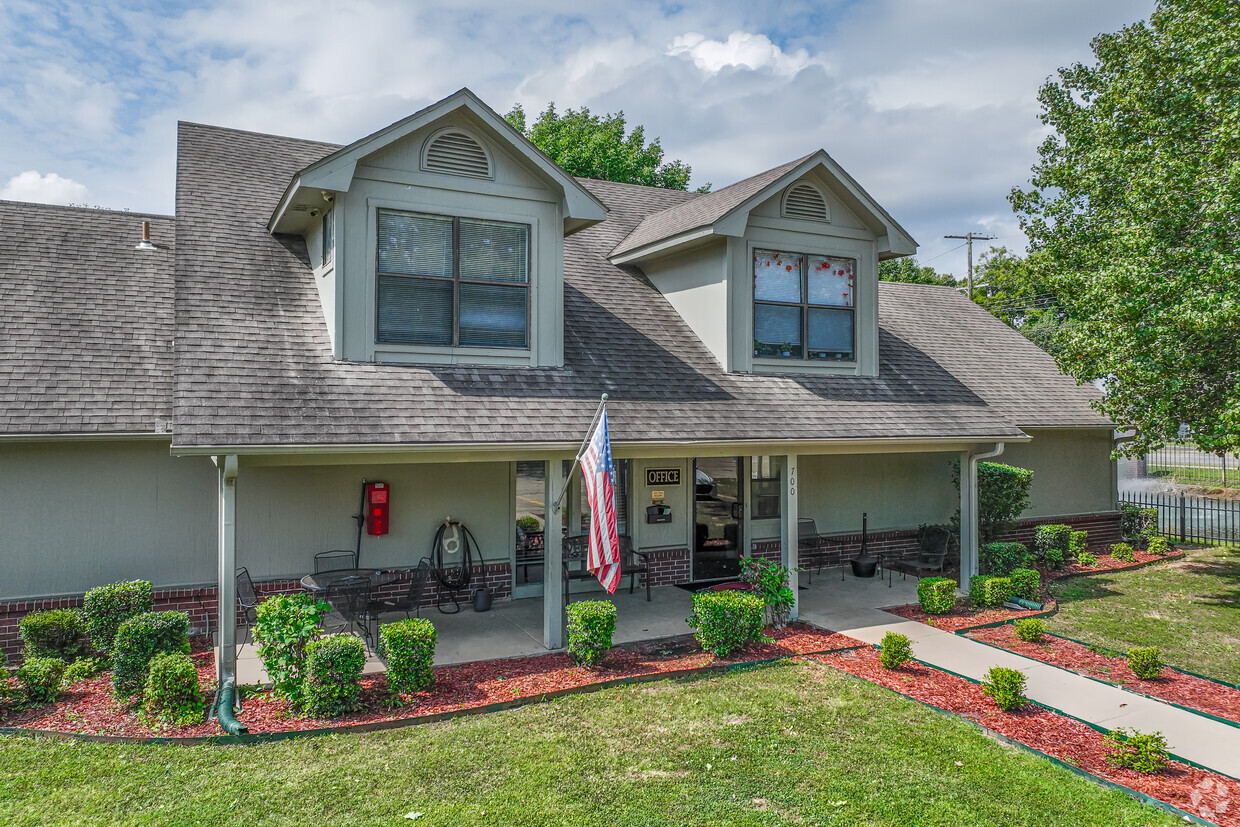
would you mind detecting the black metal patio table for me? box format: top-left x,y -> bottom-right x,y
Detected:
299,568 -> 409,592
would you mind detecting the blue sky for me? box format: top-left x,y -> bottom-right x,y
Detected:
0,0 -> 1154,274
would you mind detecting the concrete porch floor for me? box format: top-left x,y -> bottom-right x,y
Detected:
224,566 -> 922,686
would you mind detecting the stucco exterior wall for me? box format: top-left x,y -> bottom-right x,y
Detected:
999,427 -> 1117,518
0,440 -> 217,600
798,451 -> 958,535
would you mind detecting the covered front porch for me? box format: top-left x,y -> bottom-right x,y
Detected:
227,566 -> 921,685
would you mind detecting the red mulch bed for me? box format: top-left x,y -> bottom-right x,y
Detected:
811,648 -> 1237,826
967,625 -> 1240,725
1047,548 -> 1186,579
0,625 -> 862,738
885,602 -> 1053,632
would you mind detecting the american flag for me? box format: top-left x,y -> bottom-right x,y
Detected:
580,408 -> 621,593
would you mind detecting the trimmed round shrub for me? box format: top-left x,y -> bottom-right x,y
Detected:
253,592 -> 329,707
378,618 -> 437,701
879,632 -> 913,669
1104,728 -> 1169,773
1033,524 -> 1072,558
112,611 -> 190,699
83,580 -> 153,654
142,652 -> 205,726
1127,646 -> 1163,680
302,634 -> 366,718
980,542 -> 1029,576
1076,551 -> 1098,567
1145,535 -> 1170,555
565,600 -> 617,667
687,591 -> 765,658
917,577 -> 957,615
1014,617 -> 1045,642
19,609 -> 92,662
969,575 -> 1014,609
1120,506 -> 1158,544
62,657 -> 106,685
1009,568 -> 1040,601
1110,542 -> 1136,563
16,656 -> 66,705
982,666 -> 1028,711
1043,548 -> 1065,570
1068,530 -> 1088,556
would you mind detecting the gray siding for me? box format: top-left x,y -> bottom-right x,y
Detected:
0,440 -> 216,599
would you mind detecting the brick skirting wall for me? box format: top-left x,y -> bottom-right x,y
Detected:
1,514 -> 1120,660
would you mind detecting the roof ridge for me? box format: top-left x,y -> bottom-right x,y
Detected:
0,200 -> 175,221
177,120 -> 344,150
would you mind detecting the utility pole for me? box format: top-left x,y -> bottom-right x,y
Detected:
944,232 -> 996,300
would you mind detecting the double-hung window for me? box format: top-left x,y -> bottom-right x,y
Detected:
753,248 -> 854,361
376,209 -> 530,348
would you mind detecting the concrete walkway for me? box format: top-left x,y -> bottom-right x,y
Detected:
798,577 -> 1240,781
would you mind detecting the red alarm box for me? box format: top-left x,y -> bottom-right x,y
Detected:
364,481 -> 389,536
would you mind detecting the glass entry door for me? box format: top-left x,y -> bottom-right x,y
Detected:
693,457 -> 743,581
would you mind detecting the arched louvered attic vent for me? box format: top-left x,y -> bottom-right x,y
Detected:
782,183 -> 829,221
422,130 -> 492,178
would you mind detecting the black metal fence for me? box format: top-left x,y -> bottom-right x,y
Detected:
1133,443 -> 1239,488
1121,491 -> 1240,544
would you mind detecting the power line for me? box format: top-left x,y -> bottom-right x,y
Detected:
920,241 -> 967,266
944,232 -> 996,300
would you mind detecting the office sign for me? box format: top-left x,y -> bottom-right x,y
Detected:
645,468 -> 682,487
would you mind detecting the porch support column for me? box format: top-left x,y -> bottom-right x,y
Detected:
960,443 -> 1005,594
216,454 -> 239,686
543,459 -> 565,650
780,453 -> 800,620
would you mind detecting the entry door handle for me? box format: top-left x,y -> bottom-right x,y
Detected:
730,502 -> 744,520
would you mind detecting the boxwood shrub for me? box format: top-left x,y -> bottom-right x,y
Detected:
917,577 -> 957,615
982,666 -> 1028,711
18,609 -> 92,662
112,611 -> 190,699
16,656 -> 66,705
879,632 -> 913,669
378,618 -> 437,701
1120,505 -> 1158,544
1009,568 -> 1040,601
1110,542 -> 1136,563
253,592 -> 329,706
142,651 -> 205,726
969,575 -> 1014,609
979,542 -> 1029,576
83,580 -> 153,653
1104,728 -> 1169,773
302,634 -> 366,718
1033,524 -> 1072,558
1068,530 -> 1088,555
1014,617 -> 1045,642
1044,548 -> 1065,570
565,600 -> 617,667
1076,551 -> 1098,567
1146,535 -> 1170,555
1127,646 -> 1163,680
687,591 -> 765,658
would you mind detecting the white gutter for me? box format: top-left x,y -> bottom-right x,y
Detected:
959,442 -> 1005,592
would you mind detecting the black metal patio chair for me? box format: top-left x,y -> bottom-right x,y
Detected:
323,576 -> 374,649
368,559 -> 432,623
888,525 -> 953,582
315,549 -> 356,574
235,567 -> 261,648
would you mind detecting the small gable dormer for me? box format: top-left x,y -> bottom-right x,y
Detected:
270,89 -> 606,367
610,152 -> 916,378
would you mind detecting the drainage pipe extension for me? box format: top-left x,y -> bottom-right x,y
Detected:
216,677 -> 248,735
961,443 -> 1006,592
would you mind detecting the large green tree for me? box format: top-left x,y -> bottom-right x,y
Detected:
972,247 -> 1067,353
505,103 -> 705,191
1010,0 -> 1240,456
878,257 -> 959,287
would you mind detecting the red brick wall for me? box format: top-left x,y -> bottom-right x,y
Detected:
643,548 -> 691,587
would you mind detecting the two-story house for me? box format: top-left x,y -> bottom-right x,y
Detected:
0,89 -> 1118,678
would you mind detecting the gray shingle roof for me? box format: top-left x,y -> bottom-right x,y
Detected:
609,155 -> 811,258
166,122 -> 1103,450
0,201 -> 175,435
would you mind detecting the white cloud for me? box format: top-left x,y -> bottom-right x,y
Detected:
668,31 -> 820,76
0,170 -> 90,205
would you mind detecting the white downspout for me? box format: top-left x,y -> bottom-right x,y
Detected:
216,454 -> 239,687
960,443 -> 1004,593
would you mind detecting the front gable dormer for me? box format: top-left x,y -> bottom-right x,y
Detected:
611,152 -> 916,378
270,88 -> 607,367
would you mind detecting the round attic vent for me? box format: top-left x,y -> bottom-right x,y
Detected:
782,183 -> 829,221
422,129 -> 492,179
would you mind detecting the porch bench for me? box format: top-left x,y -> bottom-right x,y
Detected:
562,534 -> 649,603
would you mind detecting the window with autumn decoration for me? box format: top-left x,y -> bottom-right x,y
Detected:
376,208 -> 530,349
753,249 -> 855,361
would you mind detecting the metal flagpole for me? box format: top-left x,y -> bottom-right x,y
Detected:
553,393 -> 608,513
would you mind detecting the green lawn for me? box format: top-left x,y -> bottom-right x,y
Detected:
0,660 -> 1176,826
1048,544 -> 1240,683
